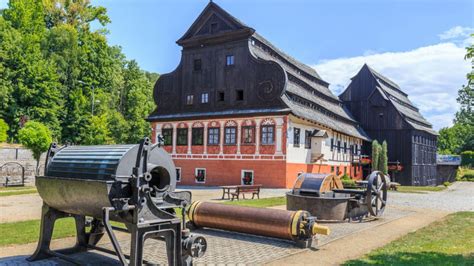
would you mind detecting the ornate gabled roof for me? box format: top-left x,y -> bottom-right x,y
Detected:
364,65 -> 437,135
177,1 -> 255,46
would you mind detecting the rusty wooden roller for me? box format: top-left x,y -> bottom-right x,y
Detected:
187,201 -> 330,248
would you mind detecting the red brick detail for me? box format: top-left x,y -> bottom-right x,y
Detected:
207,146 -> 220,154
242,155 -> 254,159
208,121 -> 221,128
191,146 -> 204,154
223,145 -> 237,154
176,146 -> 187,154
241,145 -> 256,154
177,122 -> 188,128
163,146 -> 172,153
192,121 -> 204,128
174,159 -> 286,187
260,145 -> 275,154
274,156 -> 284,160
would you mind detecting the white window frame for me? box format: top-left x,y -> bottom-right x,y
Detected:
195,168 -> 206,184
241,170 -> 254,185
176,167 -> 182,182
201,92 -> 209,103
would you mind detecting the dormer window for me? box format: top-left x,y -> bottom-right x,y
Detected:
194,59 -> 201,71
226,55 -> 234,66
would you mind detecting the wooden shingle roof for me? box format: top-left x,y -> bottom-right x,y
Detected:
365,65 -> 437,135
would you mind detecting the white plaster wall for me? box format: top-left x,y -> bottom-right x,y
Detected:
286,117 -> 362,166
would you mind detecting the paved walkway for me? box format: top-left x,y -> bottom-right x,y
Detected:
388,181 -> 474,212
0,187 -> 289,223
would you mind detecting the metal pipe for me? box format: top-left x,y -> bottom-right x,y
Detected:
188,201 -> 329,242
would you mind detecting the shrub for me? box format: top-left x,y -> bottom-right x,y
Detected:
443,181 -> 451,187
0,119 -> 8,142
18,121 -> 52,173
341,174 -> 356,187
460,151 -> 474,167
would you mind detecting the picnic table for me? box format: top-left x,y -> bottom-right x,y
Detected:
220,184 -> 262,200
221,185 -> 238,200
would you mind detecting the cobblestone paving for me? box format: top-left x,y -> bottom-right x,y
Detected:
0,207 -> 412,265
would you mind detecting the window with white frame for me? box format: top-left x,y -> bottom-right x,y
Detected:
195,168 -> 206,183
224,127 -> 237,144
208,127 -> 219,145
241,170 -> 254,185
176,167 -> 181,182
261,125 -> 274,144
201,93 -> 209,103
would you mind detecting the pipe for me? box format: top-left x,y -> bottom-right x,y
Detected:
187,201 -> 329,242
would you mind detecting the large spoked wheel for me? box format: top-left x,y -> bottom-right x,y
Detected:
366,171 -> 388,217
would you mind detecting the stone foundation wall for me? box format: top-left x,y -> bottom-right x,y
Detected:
0,148 -> 46,186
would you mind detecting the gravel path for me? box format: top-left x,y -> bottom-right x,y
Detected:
388,181 -> 474,212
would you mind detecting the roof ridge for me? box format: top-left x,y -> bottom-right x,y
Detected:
252,32 -> 324,82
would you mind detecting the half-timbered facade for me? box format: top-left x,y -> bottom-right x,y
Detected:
147,2 -> 369,188
340,65 -> 438,186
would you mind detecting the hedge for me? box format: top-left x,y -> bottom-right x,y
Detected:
461,151 -> 474,167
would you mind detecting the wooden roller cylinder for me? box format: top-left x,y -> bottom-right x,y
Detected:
187,201 -> 329,242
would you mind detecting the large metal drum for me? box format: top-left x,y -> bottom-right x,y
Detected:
37,144 -> 176,222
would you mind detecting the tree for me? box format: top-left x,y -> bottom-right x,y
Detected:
379,141 -> 388,175
371,140 -> 380,172
80,114 -> 112,145
438,123 -> 474,154
18,121 -> 52,172
454,85 -> 474,126
0,119 -> 9,142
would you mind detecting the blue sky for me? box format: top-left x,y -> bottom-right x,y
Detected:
1,0 -> 472,130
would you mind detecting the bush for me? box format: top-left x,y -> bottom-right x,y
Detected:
0,119 -> 8,142
18,121 -> 52,172
341,174 -> 356,187
443,181 -> 451,187
460,151 -> 474,167
457,167 -> 474,182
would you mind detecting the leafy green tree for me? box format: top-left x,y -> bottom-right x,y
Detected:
80,114 -> 112,145
0,119 -> 9,142
379,141 -> 388,174
438,123 -> 474,154
18,121 -> 52,172
371,140 -> 380,172
1,0 -> 159,145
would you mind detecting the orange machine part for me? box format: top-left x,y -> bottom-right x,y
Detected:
189,202 -> 296,240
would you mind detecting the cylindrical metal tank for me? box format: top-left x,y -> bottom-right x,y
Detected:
287,173 -> 352,221
37,143 -> 176,220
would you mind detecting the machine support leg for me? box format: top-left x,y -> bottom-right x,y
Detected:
102,207 -> 128,265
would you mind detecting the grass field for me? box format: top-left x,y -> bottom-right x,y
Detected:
0,186 -> 37,197
0,196 -> 287,246
344,212 -> 474,265
394,185 -> 446,194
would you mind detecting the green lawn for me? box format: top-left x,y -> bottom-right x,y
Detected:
393,185 -> 446,194
223,196 -> 286,208
0,197 -> 286,246
0,186 -> 37,197
344,212 -> 474,266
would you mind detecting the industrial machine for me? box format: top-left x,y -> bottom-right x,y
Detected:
187,201 -> 330,248
28,138 -> 207,266
287,171 -> 388,221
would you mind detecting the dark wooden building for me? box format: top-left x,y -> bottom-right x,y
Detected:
340,64 -> 438,186
147,2 -> 369,187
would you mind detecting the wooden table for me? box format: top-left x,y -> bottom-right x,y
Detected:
220,185 -> 237,200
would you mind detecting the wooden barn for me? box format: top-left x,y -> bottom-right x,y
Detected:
340,64 -> 438,186
147,2 -> 369,188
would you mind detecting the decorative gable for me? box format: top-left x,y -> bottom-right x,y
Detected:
177,2 -> 254,47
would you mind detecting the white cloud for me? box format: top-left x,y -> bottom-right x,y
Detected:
439,26 -> 473,40
312,34 -> 471,131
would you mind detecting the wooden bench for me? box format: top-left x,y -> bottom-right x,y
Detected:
231,185 -> 261,201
